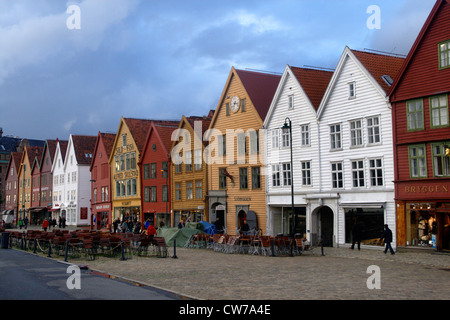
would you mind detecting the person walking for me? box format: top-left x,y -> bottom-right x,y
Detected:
350,221 -> 362,250
380,224 -> 395,255
42,219 -> 49,232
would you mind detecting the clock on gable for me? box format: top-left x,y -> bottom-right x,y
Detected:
230,96 -> 240,112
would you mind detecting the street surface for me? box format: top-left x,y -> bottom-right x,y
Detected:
0,249 -> 179,300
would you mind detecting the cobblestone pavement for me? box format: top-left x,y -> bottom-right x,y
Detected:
68,245 -> 450,300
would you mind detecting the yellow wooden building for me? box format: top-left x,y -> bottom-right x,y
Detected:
206,67 -> 281,235
170,112 -> 213,226
109,117 -> 152,224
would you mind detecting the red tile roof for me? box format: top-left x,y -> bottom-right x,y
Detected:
99,132 -> 116,158
351,49 -> 405,93
235,69 -> 281,120
290,67 -> 334,110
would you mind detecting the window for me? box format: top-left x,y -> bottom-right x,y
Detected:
301,125 -> 310,146
288,95 -> 294,109
185,150 -> 192,172
432,143 -> 450,177
162,185 -> 168,202
250,130 -> 259,155
144,186 -> 150,202
151,186 -> 157,202
430,95 -> 449,128
282,129 -> 290,148
162,162 -> 168,177
151,163 -> 156,179
351,160 -> 365,188
350,120 -> 363,147
331,162 -> 344,189
195,180 -> 202,199
174,153 -> 182,173
175,183 -> 181,201
370,159 -> 384,186
367,116 -> 381,144
219,168 -> 227,189
239,167 -> 248,190
218,135 -> 226,156
409,145 -> 427,178
186,182 -> 193,200
349,82 -> 356,99
237,133 -> 247,157
226,103 -> 230,116
271,129 -> 279,149
301,161 -> 311,186
439,40 -> 450,69
330,124 -> 342,150
252,167 -> 261,189
122,134 -> 127,147
282,163 -> 291,186
407,99 -> 424,131
194,150 -> 202,170
272,164 -> 281,187
241,99 -> 246,112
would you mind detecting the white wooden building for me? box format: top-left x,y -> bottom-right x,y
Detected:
314,47 -> 405,247
51,135 -> 96,226
263,65 -> 333,237
50,140 -> 68,223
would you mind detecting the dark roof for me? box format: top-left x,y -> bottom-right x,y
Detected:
290,67 -> 334,110
71,135 -> 97,165
0,136 -> 21,153
123,118 -> 153,153
100,132 -> 116,158
235,69 -> 281,120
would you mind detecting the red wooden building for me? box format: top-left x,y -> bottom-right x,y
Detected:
389,0 -> 450,251
39,140 -> 59,221
4,152 -> 22,224
139,120 -> 179,228
90,132 -> 116,230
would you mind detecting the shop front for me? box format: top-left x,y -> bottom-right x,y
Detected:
396,181 -> 450,251
113,202 -> 141,225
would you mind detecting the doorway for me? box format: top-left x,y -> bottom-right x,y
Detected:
312,206 -> 334,247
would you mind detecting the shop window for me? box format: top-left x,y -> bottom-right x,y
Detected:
345,208 -> 385,245
406,203 -> 437,247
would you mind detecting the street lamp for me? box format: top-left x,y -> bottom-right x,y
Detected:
161,168 -> 169,223
282,117 -> 295,256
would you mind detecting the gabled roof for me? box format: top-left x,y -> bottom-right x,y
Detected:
171,113 -> 214,151
388,0 -> 449,98
351,49 -> 405,93
235,69 -> 281,121
5,151 -> 23,179
90,132 -> 116,171
140,121 -> 180,162
290,66 -> 334,110
39,139 -> 59,168
123,118 -> 153,154
30,146 -> 44,173
70,135 -> 97,165
209,67 -> 281,129
317,46 -> 405,119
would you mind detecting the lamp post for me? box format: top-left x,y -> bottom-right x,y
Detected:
282,118 -> 295,256
161,168 -> 169,225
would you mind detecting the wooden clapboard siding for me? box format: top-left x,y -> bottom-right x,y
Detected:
208,68 -> 280,235
171,116 -> 210,218
318,50 -> 397,192
390,0 -> 450,103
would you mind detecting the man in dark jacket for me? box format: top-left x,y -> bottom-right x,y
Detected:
380,224 -> 395,255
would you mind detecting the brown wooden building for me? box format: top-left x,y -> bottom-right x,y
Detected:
389,0 -> 450,251
170,113 -> 213,227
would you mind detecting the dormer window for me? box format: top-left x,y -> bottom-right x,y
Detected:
439,40 -> 450,69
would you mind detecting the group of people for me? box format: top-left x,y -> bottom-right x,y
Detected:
112,217 -> 158,238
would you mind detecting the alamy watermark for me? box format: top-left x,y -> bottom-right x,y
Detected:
366,265 -> 381,290
66,265 -> 81,290
367,5 -> 381,30
66,4 -> 81,30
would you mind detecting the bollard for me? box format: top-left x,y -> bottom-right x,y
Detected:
48,242 -> 52,257
33,238 -> 37,254
120,241 -> 126,261
321,239 -> 325,256
64,240 -> 69,262
21,236 -> 24,250
172,239 -> 178,259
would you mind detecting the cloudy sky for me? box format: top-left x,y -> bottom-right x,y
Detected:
0,0 -> 436,141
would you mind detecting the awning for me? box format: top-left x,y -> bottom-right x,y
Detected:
340,202 -> 386,209
28,207 -> 47,213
